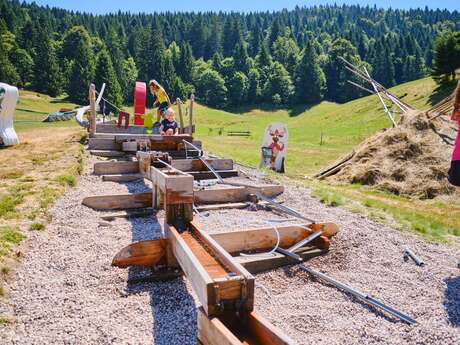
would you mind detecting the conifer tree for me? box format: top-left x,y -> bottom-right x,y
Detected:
64,26 -> 95,104
295,42 -> 326,104
33,28 -> 61,97
94,50 -> 123,108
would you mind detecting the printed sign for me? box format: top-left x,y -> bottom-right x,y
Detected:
260,123 -> 288,173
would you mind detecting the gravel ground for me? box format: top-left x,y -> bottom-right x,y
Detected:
1,156 -> 459,345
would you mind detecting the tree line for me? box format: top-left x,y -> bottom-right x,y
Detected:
1,0 -> 460,108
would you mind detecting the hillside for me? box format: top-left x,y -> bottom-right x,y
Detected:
193,76 -> 449,177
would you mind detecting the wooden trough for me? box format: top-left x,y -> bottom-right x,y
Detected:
83,86 -> 339,344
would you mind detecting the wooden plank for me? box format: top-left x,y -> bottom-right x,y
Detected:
195,201 -> 271,212
236,248 -> 325,274
197,307 -> 241,345
82,192 -> 152,210
96,123 -> 146,134
247,311 -> 297,345
100,208 -> 154,221
194,185 -> 284,204
94,161 -> 140,175
172,159 -> 234,172
165,224 -> 216,316
112,239 -> 165,268
189,170 -> 238,180
192,222 -> 254,311
88,138 -> 120,150
90,150 -> 126,157
112,133 -> 193,143
209,223 -> 335,254
102,173 -> 143,182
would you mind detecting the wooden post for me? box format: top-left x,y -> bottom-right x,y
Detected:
177,98 -> 185,134
89,84 -> 97,137
189,94 -> 194,135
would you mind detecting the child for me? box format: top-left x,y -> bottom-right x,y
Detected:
448,79 -> 460,188
160,108 -> 179,136
149,80 -> 171,123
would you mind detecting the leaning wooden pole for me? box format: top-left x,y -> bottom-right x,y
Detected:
177,98 -> 185,134
189,94 -> 194,135
89,83 -> 97,137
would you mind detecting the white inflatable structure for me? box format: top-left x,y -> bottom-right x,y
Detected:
0,83 -> 20,146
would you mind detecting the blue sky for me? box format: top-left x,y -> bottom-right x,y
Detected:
23,1 -> 460,14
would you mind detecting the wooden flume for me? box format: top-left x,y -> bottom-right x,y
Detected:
83,87 -> 339,344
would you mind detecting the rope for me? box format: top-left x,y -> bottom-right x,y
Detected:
95,90 -> 125,114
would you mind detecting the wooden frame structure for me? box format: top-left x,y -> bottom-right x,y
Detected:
84,84 -> 338,344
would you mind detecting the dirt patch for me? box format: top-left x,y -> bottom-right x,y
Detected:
327,111 -> 457,199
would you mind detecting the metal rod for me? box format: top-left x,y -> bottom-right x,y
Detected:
299,265 -> 417,325
287,231 -> 322,253
256,193 -> 316,223
199,157 -> 224,183
275,247 -> 302,261
182,139 -> 203,156
404,248 -> 425,267
364,67 -> 397,127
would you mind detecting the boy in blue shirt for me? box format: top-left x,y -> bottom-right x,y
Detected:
160,108 -> 179,136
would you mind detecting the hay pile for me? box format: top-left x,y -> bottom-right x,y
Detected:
327,110 -> 457,198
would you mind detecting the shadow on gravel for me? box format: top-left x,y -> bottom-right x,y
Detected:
122,180 -> 197,345
444,276 -> 460,327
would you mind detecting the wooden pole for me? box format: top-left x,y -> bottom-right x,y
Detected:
89,84 -> 97,137
189,94 -> 194,135
177,98 -> 185,134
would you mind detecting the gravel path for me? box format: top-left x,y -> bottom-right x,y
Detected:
1,156 -> 459,344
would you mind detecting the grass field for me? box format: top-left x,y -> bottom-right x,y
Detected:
192,76 -> 450,177
0,90 -> 85,292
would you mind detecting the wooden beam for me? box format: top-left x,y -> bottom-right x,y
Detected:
191,221 -> 255,312
112,133 -> 193,143
236,248 -> 325,274
194,185 -> 284,204
197,307 -> 242,345
88,138 -> 120,150
195,201 -> 272,212
189,170 -> 238,180
94,161 -> 140,175
112,239 -> 166,268
90,150 -> 126,158
165,224 -> 217,316
172,159 -> 234,172
102,173 -> 143,182
197,307 -> 296,345
99,208 -> 154,221
82,192 -> 152,210
209,223 -> 337,254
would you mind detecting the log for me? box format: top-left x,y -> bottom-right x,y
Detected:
112,239 -> 166,268
82,192 -> 152,210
